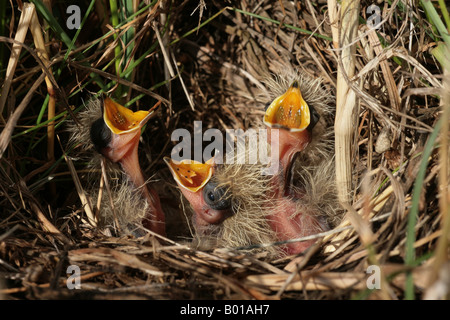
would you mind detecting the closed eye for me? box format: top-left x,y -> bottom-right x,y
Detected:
90,117 -> 112,152
308,105 -> 320,130
203,181 -> 232,211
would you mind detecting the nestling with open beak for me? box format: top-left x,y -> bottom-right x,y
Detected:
264,80 -> 314,182
165,151 -> 279,255
166,69 -> 340,256
69,97 -> 165,236
262,71 -> 337,254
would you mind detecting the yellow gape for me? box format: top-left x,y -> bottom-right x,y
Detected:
164,157 -> 215,192
103,97 -> 152,134
264,81 -> 311,132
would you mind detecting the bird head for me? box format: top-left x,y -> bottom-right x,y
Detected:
164,157 -> 234,230
263,80 -> 320,187
165,71 -> 336,256
90,97 -> 153,176
89,97 -> 165,236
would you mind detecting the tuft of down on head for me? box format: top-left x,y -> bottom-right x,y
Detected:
66,97 -> 117,181
66,98 -> 121,176
264,68 -> 334,116
267,68 -> 342,229
66,97 -> 148,235
190,138 -> 280,256
67,98 -> 101,154
189,136 -> 342,257
189,69 -> 341,256
263,67 -> 335,164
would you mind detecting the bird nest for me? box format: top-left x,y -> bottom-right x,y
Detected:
0,1 -> 448,300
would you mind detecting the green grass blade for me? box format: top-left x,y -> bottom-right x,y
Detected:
437,0 -> 450,29
109,0 -> 121,77
30,0 -> 106,91
64,0 -> 96,61
170,7 -> 230,46
81,1 -> 155,55
122,0 -> 135,75
230,7 -> 333,42
421,0 -> 450,46
404,116 -> 443,299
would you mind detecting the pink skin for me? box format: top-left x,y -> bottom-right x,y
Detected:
103,130 -> 166,236
267,127 -> 311,195
168,81 -> 326,254
266,196 -> 323,255
173,127 -> 324,255
266,127 -> 329,254
181,176 -> 325,255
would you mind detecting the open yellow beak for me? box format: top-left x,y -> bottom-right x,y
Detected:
164,157 -> 214,193
103,97 -> 153,134
264,81 -> 310,132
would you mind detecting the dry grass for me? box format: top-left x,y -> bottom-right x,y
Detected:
0,0 -> 448,300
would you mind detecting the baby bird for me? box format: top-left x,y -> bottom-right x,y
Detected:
69,97 -> 165,236
166,69 -> 339,256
